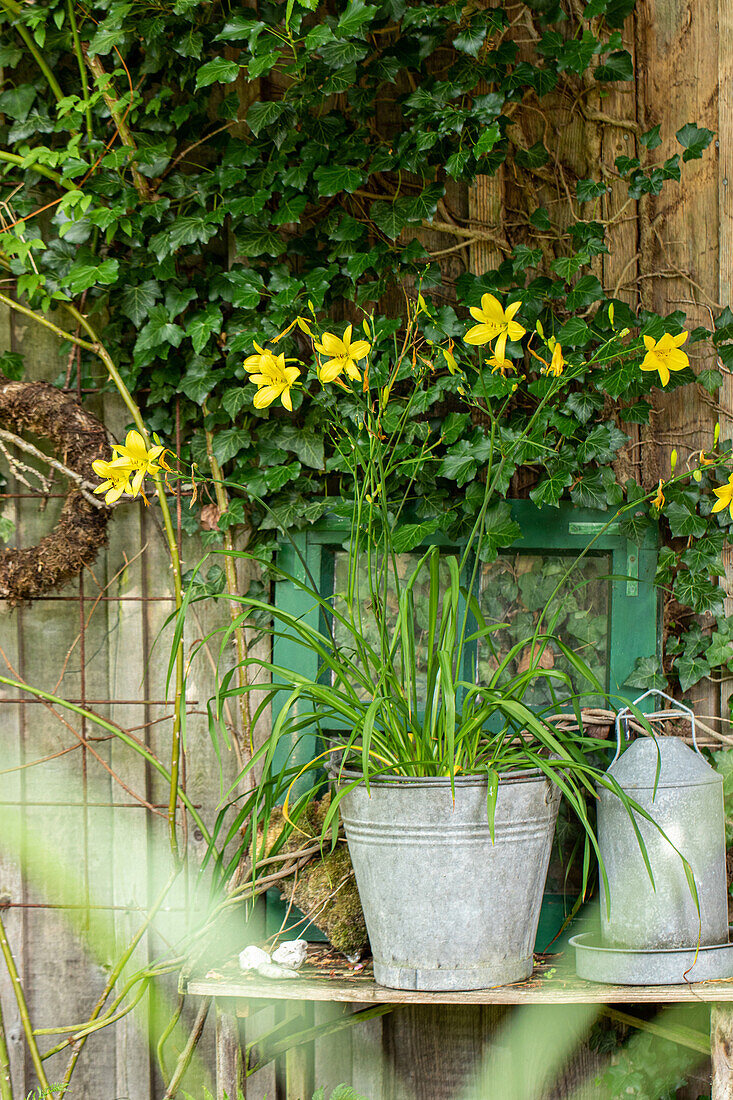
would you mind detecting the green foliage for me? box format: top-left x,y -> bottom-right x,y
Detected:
0,0 -> 731,696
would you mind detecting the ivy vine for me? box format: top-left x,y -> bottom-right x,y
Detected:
0,0 -> 732,702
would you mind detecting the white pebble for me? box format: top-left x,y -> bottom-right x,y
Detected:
272,939 -> 308,970
255,961 -> 301,980
238,945 -> 271,972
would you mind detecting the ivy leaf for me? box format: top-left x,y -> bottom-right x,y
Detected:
337,0 -> 378,37
222,387 -> 250,420
440,441 -> 478,486
565,392 -> 603,423
515,142 -> 548,169
119,280 -> 161,327
640,124 -> 662,149
211,269 -> 264,309
212,427 -> 252,466
697,367 -> 723,393
0,85 -> 36,122
136,306 -> 185,354
557,317 -> 592,347
235,226 -> 286,257
479,502 -> 522,561
594,50 -> 633,82
277,426 -> 325,468
676,123 -> 715,162
627,656 -> 667,691
570,467 -> 623,509
392,519 -> 440,553
675,653 -> 711,692
64,258 -> 119,294
673,571 -> 724,616
576,179 -> 609,203
149,215 -> 221,262
0,351 -> 24,380
529,469 -> 573,507
369,198 -> 413,239
566,274 -> 603,310
216,15 -> 262,39
246,100 -> 289,137
186,303 -> 223,354
174,28 -> 203,57
664,500 -> 707,539
195,58 -> 241,90
318,39 -> 368,68
178,358 -> 217,403
314,164 -> 364,197
619,509 -> 653,544
453,24 -> 488,57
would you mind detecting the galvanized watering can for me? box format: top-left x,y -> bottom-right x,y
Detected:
597,689 -> 728,950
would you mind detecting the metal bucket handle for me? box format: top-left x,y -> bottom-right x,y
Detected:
612,688 -> 699,764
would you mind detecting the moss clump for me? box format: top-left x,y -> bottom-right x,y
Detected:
266,795 -> 369,957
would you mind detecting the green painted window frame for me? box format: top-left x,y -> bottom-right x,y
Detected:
271,501 -> 659,779
266,502 -> 658,939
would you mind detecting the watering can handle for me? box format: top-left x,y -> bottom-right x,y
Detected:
612,688 -> 699,764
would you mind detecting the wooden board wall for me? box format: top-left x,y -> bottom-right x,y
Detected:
0,0 -> 732,1097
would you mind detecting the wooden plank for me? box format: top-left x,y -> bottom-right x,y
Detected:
313,1002 -> 352,1097
283,1001 -> 314,1100
636,0 -> 720,723
712,1004 -> 733,1100
216,1000 -> 245,1100
0,300 -> 28,1098
349,1012 -> 385,1098
186,972 -> 733,1006
719,0 -> 733,633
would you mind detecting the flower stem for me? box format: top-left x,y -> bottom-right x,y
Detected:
0,0 -> 64,103
0,911 -> 50,1094
66,0 -> 93,141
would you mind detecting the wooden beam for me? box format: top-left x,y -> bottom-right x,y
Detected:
712,1004 -> 733,1099
216,1001 -> 244,1100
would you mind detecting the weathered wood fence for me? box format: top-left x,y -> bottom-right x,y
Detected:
1,0 -> 733,1096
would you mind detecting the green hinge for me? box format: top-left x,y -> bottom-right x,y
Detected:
568,521 -> 638,596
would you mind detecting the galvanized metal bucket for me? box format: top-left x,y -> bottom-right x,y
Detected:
336,769 -> 560,991
597,689 -> 728,951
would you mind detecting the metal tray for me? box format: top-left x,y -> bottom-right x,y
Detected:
571,931 -> 733,985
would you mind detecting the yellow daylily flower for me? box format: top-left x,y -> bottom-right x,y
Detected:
640,331 -> 689,387
487,353 -> 516,376
248,352 -> 301,411
541,340 -> 564,378
92,457 -> 135,505
712,474 -> 733,520
243,341 -> 279,375
464,293 -> 526,359
651,480 -> 665,511
314,324 -> 371,383
111,429 -> 167,496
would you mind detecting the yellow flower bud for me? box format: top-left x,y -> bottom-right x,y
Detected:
619,327 -> 630,338
714,421 -> 721,446
608,303 -> 615,326
363,318 -> 371,337
670,449 -> 677,473
535,319 -> 544,338
693,469 -> 702,482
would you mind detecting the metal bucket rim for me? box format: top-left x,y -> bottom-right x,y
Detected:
570,929 -> 733,955
331,765 -> 549,789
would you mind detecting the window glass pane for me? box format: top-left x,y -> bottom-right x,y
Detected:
332,549 -> 457,703
477,553 -> 611,709
331,549 -> 611,710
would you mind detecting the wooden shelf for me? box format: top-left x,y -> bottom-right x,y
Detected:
186,947 -> 733,1006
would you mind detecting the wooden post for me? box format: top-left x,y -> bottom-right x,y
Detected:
216,1001 -> 245,1100
719,0 -> 733,620
712,1005 -> 733,1099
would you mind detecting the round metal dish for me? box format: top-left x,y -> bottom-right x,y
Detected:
571,931 -> 733,985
